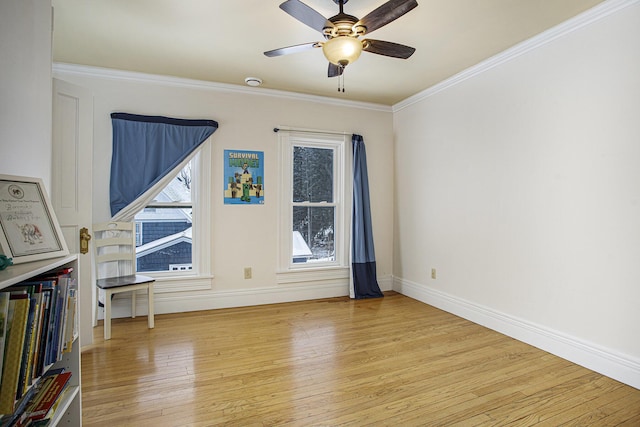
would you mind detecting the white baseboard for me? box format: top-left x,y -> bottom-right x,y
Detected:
393,276 -> 640,390
103,273 -> 395,319
155,281 -> 352,313
378,275 -> 394,292
104,281 -> 348,317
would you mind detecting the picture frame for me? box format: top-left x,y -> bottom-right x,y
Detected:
0,175 -> 69,264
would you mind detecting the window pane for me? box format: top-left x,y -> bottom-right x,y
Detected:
135,162 -> 194,273
135,207 -> 192,272
292,146 -> 333,203
292,206 -> 335,263
151,163 -> 192,203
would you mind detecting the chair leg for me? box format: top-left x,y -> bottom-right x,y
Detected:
147,284 -> 155,329
104,289 -> 112,340
131,290 -> 136,318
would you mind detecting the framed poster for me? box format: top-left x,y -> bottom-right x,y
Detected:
0,175 -> 69,264
223,150 -> 265,205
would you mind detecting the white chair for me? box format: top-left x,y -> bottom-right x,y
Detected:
93,222 -> 154,340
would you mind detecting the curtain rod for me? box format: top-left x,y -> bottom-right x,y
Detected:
273,127 -> 350,137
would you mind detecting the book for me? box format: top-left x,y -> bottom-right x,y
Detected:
0,379 -> 38,427
0,294 -> 29,415
26,371 -> 72,422
33,288 -> 51,378
0,292 -> 9,383
42,282 -> 59,368
4,284 -> 39,400
16,292 -> 37,399
53,276 -> 72,361
26,279 -> 57,380
62,284 -> 77,353
22,374 -> 57,418
22,283 -> 44,396
0,295 -> 17,396
55,276 -> 77,359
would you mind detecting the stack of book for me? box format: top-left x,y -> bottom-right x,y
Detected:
0,268 -> 78,425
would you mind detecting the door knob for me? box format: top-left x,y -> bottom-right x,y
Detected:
80,227 -> 92,254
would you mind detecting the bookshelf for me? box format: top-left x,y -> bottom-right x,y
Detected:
0,254 -> 81,426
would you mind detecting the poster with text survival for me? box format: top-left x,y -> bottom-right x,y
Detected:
223,150 -> 264,205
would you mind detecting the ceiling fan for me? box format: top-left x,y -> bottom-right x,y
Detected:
264,0 -> 419,79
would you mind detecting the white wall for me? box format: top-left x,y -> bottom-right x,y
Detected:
393,1 -> 640,387
0,1 -> 53,190
52,69 -> 394,310
10,0 -> 636,388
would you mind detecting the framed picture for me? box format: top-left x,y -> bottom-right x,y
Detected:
0,175 -> 69,264
223,150 -> 265,205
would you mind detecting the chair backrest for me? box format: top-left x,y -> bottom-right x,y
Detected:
93,222 -> 138,280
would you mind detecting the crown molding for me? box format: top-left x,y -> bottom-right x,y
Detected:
393,0 -> 639,113
53,0 -> 636,116
52,63 -> 392,113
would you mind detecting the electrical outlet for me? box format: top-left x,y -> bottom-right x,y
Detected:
244,267 -> 252,279
431,268 -> 437,279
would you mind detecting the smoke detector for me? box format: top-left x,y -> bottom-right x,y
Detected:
244,77 -> 262,87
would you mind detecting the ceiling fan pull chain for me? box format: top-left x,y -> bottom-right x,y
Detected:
342,67 -> 346,92
337,65 -> 345,93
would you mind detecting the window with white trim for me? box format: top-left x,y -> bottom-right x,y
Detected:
278,131 -> 350,275
132,144 -> 212,290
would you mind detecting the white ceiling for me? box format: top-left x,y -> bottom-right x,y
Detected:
51,0 -> 606,105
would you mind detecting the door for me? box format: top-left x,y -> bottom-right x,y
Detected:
52,78 -> 94,346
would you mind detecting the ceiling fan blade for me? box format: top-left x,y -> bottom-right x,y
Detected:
362,39 -> 416,59
264,42 -> 319,57
280,0 -> 334,34
328,63 -> 344,78
357,0 -> 418,34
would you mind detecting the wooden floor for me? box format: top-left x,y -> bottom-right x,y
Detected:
81,292 -> 640,426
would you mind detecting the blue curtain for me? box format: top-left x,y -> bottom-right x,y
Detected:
109,113 -> 218,217
351,134 -> 383,299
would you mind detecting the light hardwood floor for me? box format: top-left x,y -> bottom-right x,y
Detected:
81,292 -> 640,426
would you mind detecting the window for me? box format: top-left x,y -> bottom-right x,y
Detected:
132,144 -> 212,291
134,161 -> 194,272
135,222 -> 143,246
278,131 -> 351,277
292,145 -> 336,263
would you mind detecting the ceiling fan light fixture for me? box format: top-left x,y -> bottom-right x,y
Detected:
322,36 -> 362,67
